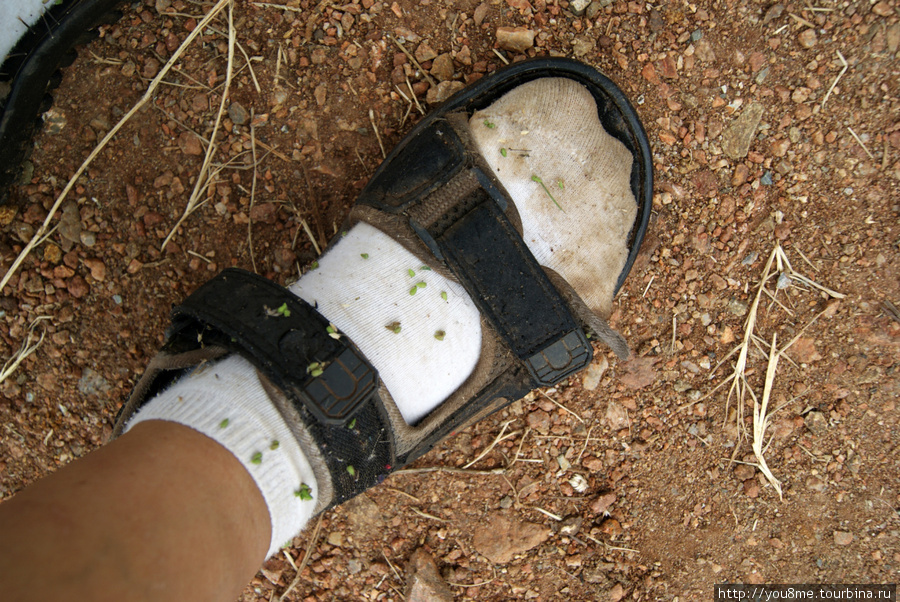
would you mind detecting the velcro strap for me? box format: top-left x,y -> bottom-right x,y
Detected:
169,269 -> 378,426
409,168 -> 592,386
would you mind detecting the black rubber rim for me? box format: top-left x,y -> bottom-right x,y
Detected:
367,57 -> 654,295
0,0 -> 123,205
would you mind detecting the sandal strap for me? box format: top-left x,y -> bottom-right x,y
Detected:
359,119 -> 592,387
170,269 -> 378,426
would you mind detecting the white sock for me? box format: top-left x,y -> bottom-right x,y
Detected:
125,356 -> 319,558
0,0 -> 52,66
127,78 -> 637,557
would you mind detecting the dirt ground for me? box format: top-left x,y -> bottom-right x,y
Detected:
1,0 -> 899,600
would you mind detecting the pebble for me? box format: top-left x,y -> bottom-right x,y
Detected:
59,202 -> 82,244
414,42 -> 437,63
177,132 -> 203,156
722,103 -> 764,159
472,513 -> 550,563
833,531 -> 853,546
526,409 -> 551,434
430,54 -> 454,82
404,549 -> 453,602
426,81 -> 465,104
582,356 -> 609,391
67,275 -> 90,299
604,401 -> 629,430
798,29 -> 817,48
77,367 -> 111,395
591,492 -> 617,515
569,0 -> 591,16
228,102 -> 249,125
804,411 -> 828,436
496,27 -> 535,53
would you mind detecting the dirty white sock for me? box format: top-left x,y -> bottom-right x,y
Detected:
289,223 -> 482,425
126,356 -> 319,558
470,78 -> 637,318
128,78 -> 636,557
0,0 -> 51,65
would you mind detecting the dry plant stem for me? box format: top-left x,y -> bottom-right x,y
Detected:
821,50 -> 848,110
161,0 -> 237,252
0,317 -> 50,385
0,0 -> 233,294
388,34 -> 436,86
462,419 -> 517,469
248,113 -> 259,273
753,333 -> 784,499
275,514 -> 323,602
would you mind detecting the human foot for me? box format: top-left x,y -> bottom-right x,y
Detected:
119,58 -> 652,556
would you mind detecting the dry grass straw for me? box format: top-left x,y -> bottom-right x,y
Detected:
161,0 -> 237,251
706,243 -> 844,499
0,317 -> 50,385
275,514 -> 323,602
0,0 -> 234,295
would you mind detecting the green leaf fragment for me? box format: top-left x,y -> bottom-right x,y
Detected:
310,260 -> 319,269
483,119 -> 496,128
251,452 -> 263,465
308,362 -> 323,377
326,325 -> 336,334
346,465 -> 356,477
434,330 -> 445,341
276,303 -> 291,317
386,321 -> 401,334
500,147 -> 508,157
440,291 -> 448,301
219,418 -> 230,429
420,266 -> 431,271
409,286 -> 417,296
361,253 -> 369,259
407,268 -> 415,277
531,174 -> 564,211
270,440 -> 280,451
348,418 -> 357,430
557,179 -> 564,190
416,281 -> 426,289
295,483 -> 313,500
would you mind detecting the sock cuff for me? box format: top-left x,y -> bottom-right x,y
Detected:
125,355 -> 317,558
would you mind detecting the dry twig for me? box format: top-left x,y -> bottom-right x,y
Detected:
0,0 -> 233,294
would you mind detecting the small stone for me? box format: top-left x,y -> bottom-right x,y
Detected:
582,356 -> 609,391
591,492 -> 617,515
791,337 -> 822,363
472,513 -> 551,563
833,531 -> 853,546
314,83 -> 327,106
806,476 -> 826,492
872,2 -> 893,17
426,81 -> 465,104
83,258 -> 106,281
804,411 -> 828,436
762,3 -> 785,23
228,102 -> 249,125
572,36 -> 595,57
526,409 -> 551,434
559,516 -> 583,536
405,549 -> 453,602
732,164 -> 750,187
59,202 -> 82,244
887,23 -> 900,53
473,3 -> 489,26
797,29 -> 817,48
694,39 -> 716,62
496,27 -> 535,53
77,367 -> 111,395
734,464 -> 756,481
430,54 -> 454,82
743,480 -> 760,498
604,401 -> 629,430
610,583 -> 626,602
177,132 -> 203,155
569,0 -> 591,16
414,42 -> 438,63
327,531 -> 343,547
66,275 -> 90,299
722,103 -> 764,159
43,243 -> 62,264
142,58 -> 160,79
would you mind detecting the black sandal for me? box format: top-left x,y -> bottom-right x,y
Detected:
114,57 -> 653,512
